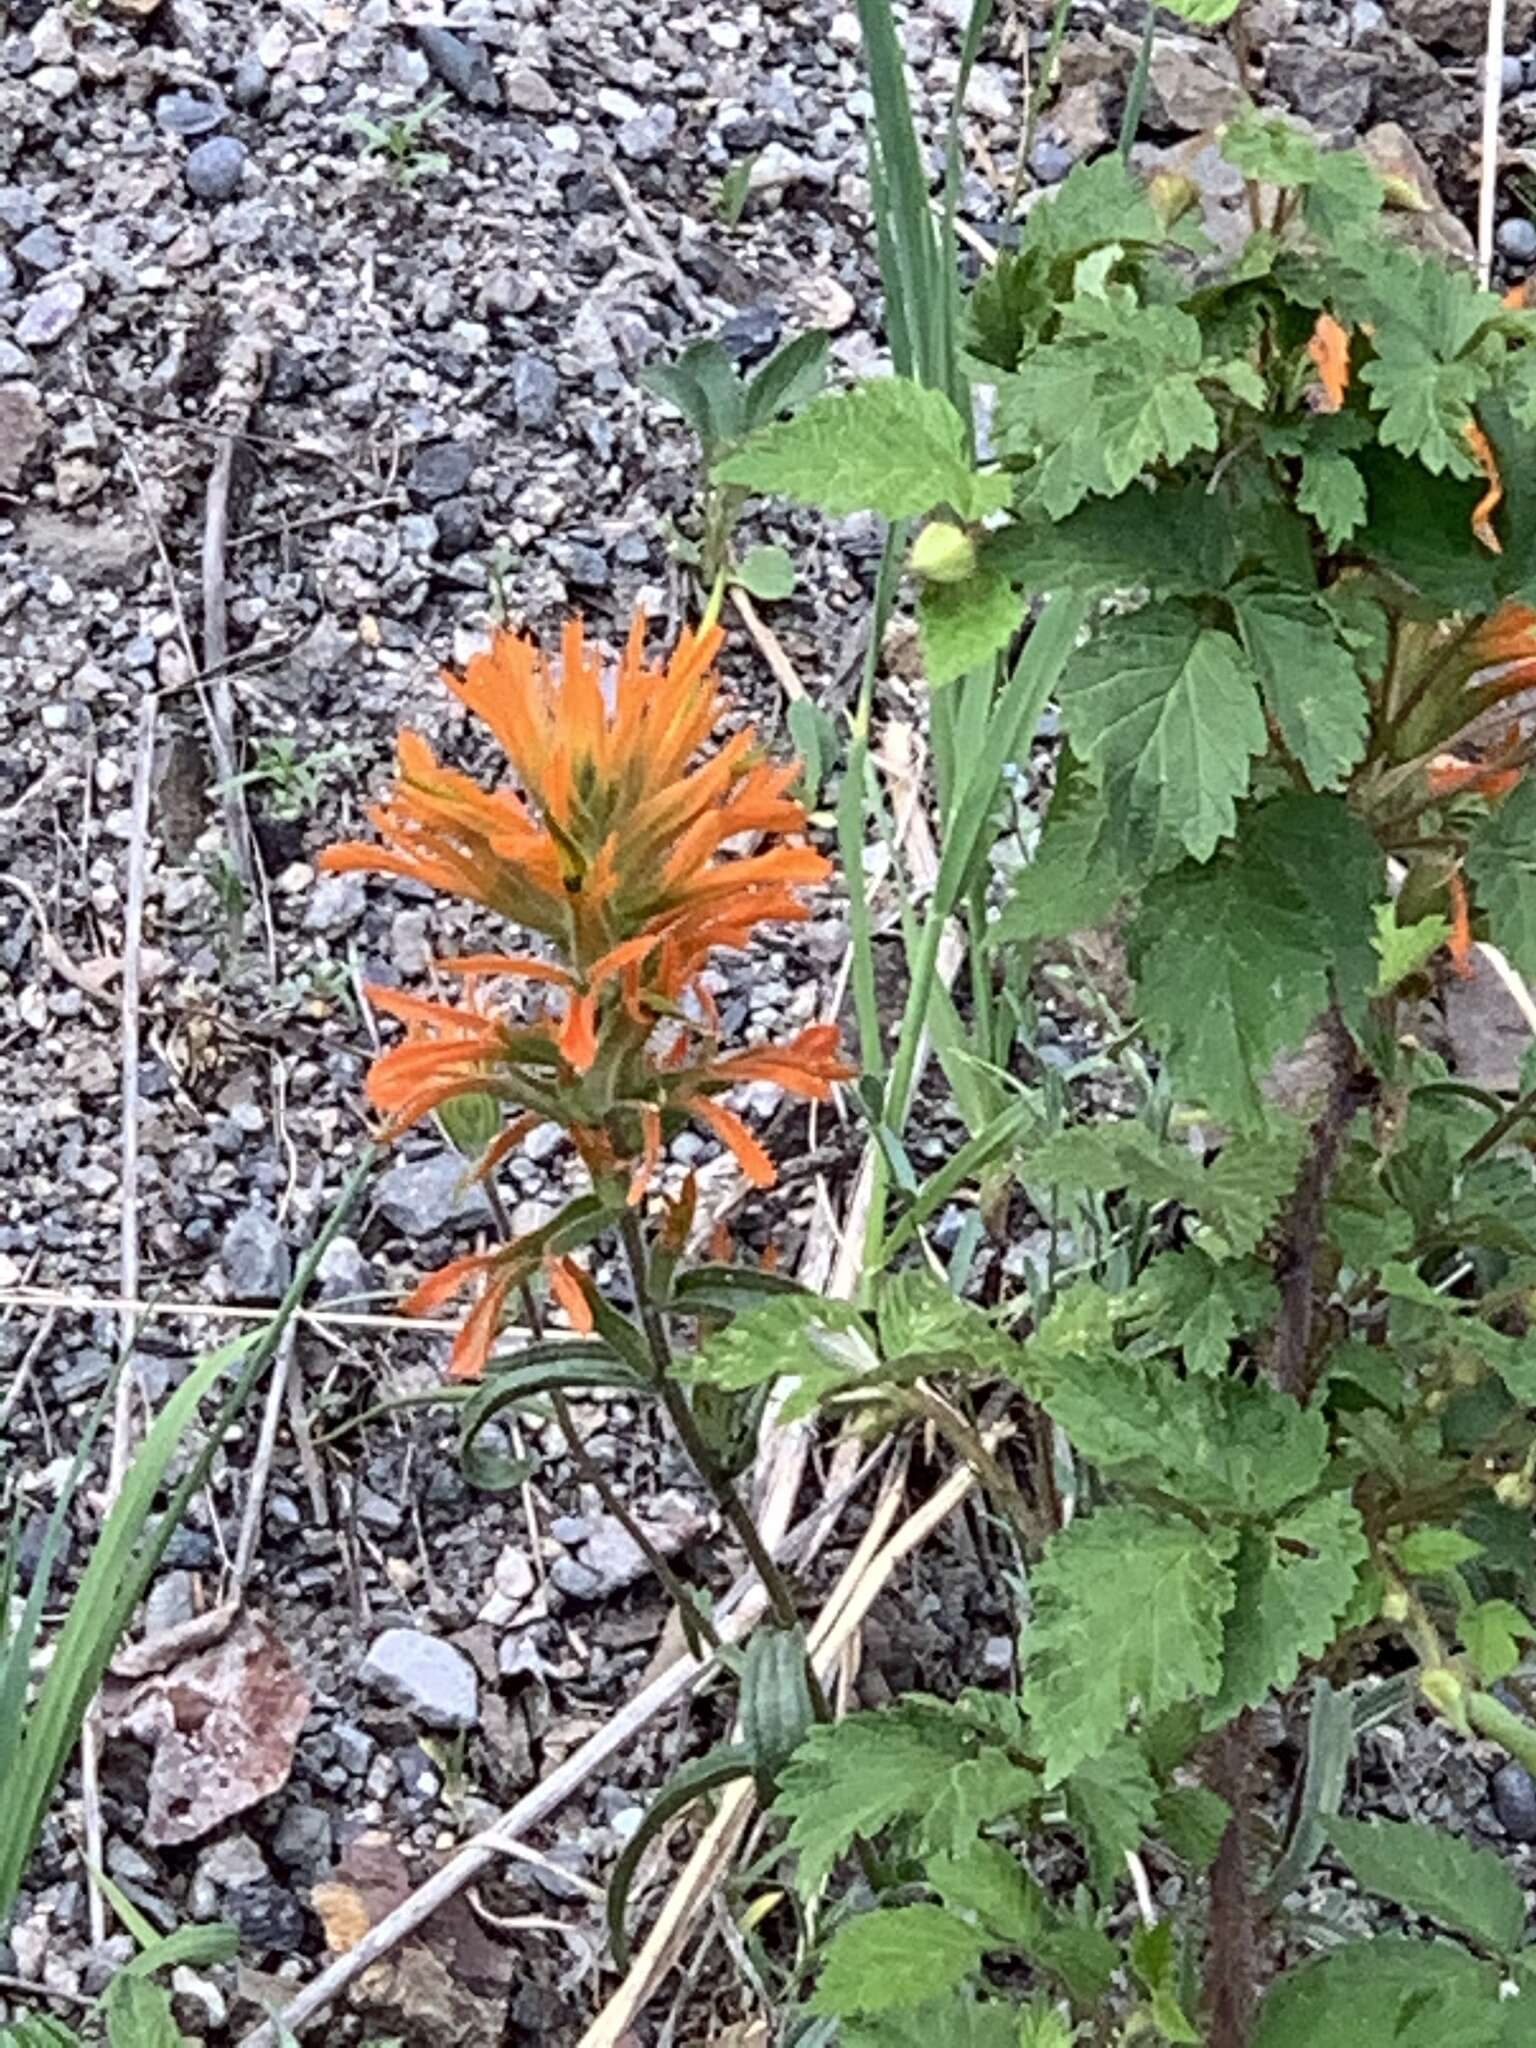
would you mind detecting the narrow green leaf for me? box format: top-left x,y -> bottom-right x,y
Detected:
1232,586 -> 1369,791
606,1746 -> 755,1967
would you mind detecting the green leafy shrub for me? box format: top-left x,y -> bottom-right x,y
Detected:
678,112 -> 1536,2044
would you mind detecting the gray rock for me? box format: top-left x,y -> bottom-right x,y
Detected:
3,33 -> 35,76
1394,0 -> 1536,51
1504,54 -> 1527,96
1493,1762 -> 1536,1840
0,185 -> 43,234
1029,139 -> 1074,185
184,136 -> 247,202
303,869 -> 366,934
16,276 -> 84,348
231,54 -> 268,107
407,438 -> 475,503
557,539 -> 609,590
223,1882 -> 307,1956
0,382 -> 46,490
1263,44 -> 1374,135
434,497 -> 482,556
719,304 -> 781,365
417,24 -> 500,109
197,1834 -> 268,1889
616,106 -> 677,163
373,1150 -> 491,1236
315,1234 -> 375,1305
272,1805 -> 334,1878
503,62 -> 556,114
360,1627 -> 479,1731
220,1205 -> 292,1301
14,225 -> 66,273
156,87 -> 226,136
1498,216 -> 1536,264
508,350 -> 559,427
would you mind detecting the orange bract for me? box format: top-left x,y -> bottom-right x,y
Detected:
331,612 -> 855,1382
1307,313 -> 1350,413
322,613 -> 829,978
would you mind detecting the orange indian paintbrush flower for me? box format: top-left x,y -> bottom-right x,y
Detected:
326,612 -> 855,1380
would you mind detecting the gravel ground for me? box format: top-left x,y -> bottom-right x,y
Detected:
5,0 -> 1536,2039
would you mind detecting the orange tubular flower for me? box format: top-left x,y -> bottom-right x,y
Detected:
328,611 -> 855,1380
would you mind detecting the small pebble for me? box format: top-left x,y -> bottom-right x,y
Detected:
1492,1761 -> 1536,1841
184,136 -> 247,202
1498,216 -> 1536,265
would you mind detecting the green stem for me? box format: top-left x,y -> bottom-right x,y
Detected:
618,1211 -> 805,1643
1461,1080 -> 1536,1168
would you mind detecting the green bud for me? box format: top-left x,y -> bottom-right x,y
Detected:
1495,1470 -> 1536,1509
910,520 -> 977,585
1421,1666 -> 1470,1733
1379,1583 -> 1410,1625
1147,171 -> 1200,227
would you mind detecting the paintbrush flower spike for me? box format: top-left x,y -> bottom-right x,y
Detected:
326,612 -> 854,1379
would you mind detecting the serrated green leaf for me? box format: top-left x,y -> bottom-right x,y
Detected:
1374,904 -> 1451,991
100,1977 -> 187,2048
983,477 -> 1239,599
1064,1737 -> 1158,1897
1024,156 -> 1166,263
1060,605 -> 1266,869
1221,111 -> 1324,188
716,377 -> 1004,520
809,1905 -> 986,2017
1031,1353 -> 1328,1517
923,1750 -> 1042,1861
1031,1924 -> 1121,2006
1362,351 -> 1486,476
1129,793 -> 1380,1125
1156,1783 -> 1232,1868
995,752 -> 1129,947
1392,1528 -> 1484,1575
1254,1938 -> 1507,2048
1023,1116 -> 1305,1257
1461,1598 -> 1532,1684
1304,150 -> 1386,240
1129,1919 -> 1200,2045
774,1704 -> 976,1893
876,1269 -> 1019,1375
1022,1508 -> 1238,1783
1468,779 -> 1536,979
1232,585 -> 1370,791
843,1994 -> 1024,2048
733,543 -> 796,600
673,1297 -> 872,1415
1125,1247 -> 1279,1377
1329,1816 -> 1525,1956
1207,1496 -> 1368,1723
640,340 -> 745,450
918,570 -> 1025,686
1298,448 -> 1369,548
929,1838 -> 1048,1944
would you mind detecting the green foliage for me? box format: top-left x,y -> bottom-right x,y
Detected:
809,1904 -> 987,2016
1206,1496 -> 1369,1721
1327,1817 -> 1526,1958
1022,1508 -> 1238,1783
1467,779 -> 1536,978
715,376 -> 1007,521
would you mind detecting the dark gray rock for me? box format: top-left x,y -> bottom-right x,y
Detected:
406,438 -> 475,503
1493,1762 -> 1536,1840
156,87 -> 226,136
718,304 -> 781,365
1504,54 -> 1527,96
184,136 -> 247,202
372,1150 -> 491,1236
1264,45 -> 1374,135
360,1627 -> 479,1730
2,34 -> 35,77
557,539 -> 609,589
223,1882 -> 308,1957
508,350 -> 559,427
220,1205 -> 292,1301
1029,139 -> 1073,185
417,25 -> 500,110
434,497 -> 483,555
1498,216 -> 1536,264
271,1805 -> 334,1878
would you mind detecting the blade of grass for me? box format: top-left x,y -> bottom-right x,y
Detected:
1119,1 -> 1158,159
856,0 -> 944,386
937,0 -> 998,416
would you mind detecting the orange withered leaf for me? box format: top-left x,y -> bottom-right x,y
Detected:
1465,421 -> 1504,555
1307,314 -> 1351,413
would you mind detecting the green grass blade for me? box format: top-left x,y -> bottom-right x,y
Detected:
1119,2 -> 1158,159
938,0 -> 997,416
856,0 -> 943,385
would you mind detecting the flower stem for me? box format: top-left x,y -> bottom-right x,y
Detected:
618,1211 -> 809,1645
